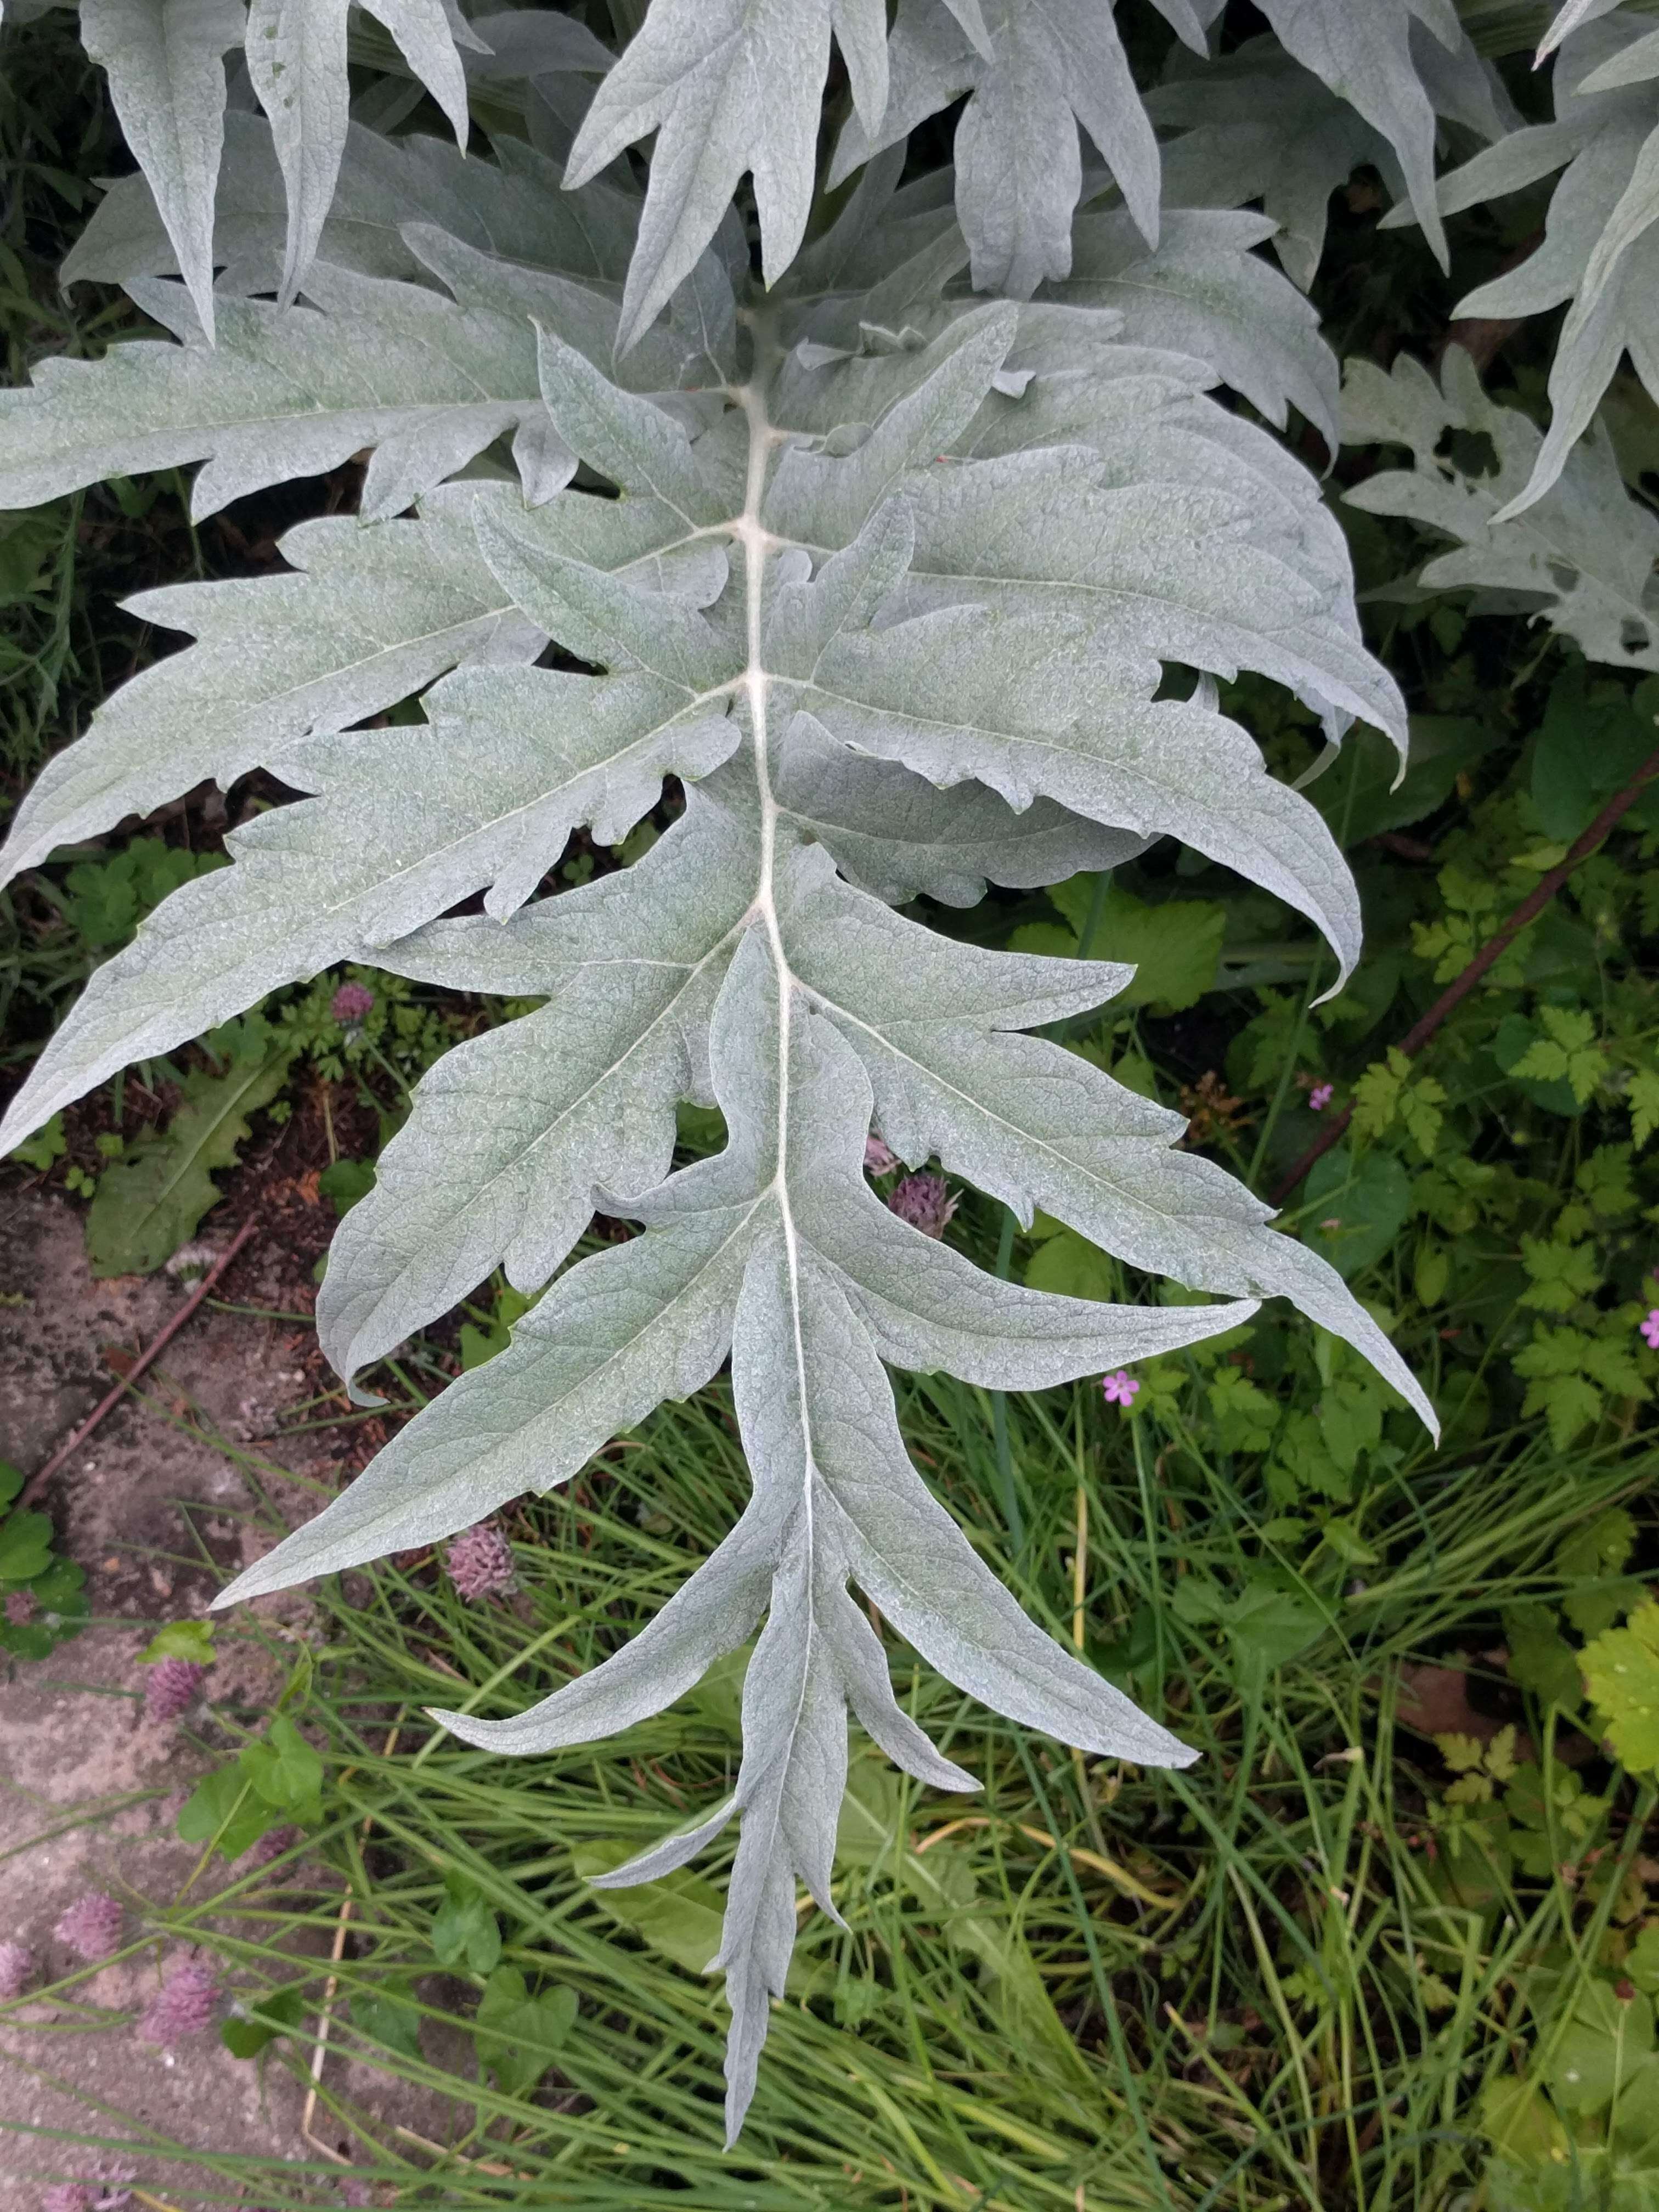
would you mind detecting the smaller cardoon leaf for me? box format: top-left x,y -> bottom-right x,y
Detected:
0,495 -> 545,894
565,0 -> 854,352
1252,0 -> 1453,269
473,509 -> 737,690
435,1501 -> 783,1754
318,799 -> 752,1391
763,304 -> 1021,546
533,325 -> 737,523
80,0 -> 243,345
1342,348 -> 1659,675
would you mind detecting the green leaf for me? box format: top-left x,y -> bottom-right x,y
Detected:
430,1869 -> 502,1974
140,1619 -> 217,1665
84,1013 -> 295,1274
1022,1226 -> 1118,1303
1024,878 -> 1227,1012
176,1765 -> 283,1861
1583,1602 -> 1659,1774
1548,1982 -> 1655,2116
1508,1007 -> 1606,1109
1225,1577 -> 1328,1680
1560,1510 -> 1639,1638
473,1965 -> 578,2098
1519,1235 -> 1602,1314
350,1987 -> 424,2063
1533,667 -> 1659,843
238,1714 -> 324,1815
8,1111 -> 65,1172
1350,1048 -> 1446,1161
221,1979 -> 309,2060
573,1839 -> 726,1976
62,837 -> 225,950
0,1509 -> 56,1584
1505,1604 -> 1587,1714
1494,1013 -> 1588,1120
1174,1571 -> 1326,1684
1301,1147 -> 1413,1281
317,1158 -> 376,1218
0,1461 -> 21,1510
1629,1068 -> 1659,1151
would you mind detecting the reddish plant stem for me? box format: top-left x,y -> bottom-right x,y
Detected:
18,1218 -> 258,1509
1270,743 -> 1659,1208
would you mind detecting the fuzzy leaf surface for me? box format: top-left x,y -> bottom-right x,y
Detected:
566,0 -> 889,351
1393,10 -> 1659,512
1342,347 -> 1659,673
0,161 -> 1435,2128
79,0 -> 244,341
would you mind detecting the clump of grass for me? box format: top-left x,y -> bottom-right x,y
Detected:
12,1303 -> 1651,2209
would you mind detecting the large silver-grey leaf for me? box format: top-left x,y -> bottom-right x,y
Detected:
768,506 -> 1364,982
775,843 -> 1437,1431
830,0 -> 1161,295
1039,208 -> 1340,448
64,111 -> 637,298
565,0 -> 888,353
1250,0 -> 1458,268
235,927 -> 1242,2132
317,797 -> 753,1390
1147,29 -> 1510,294
2,162 -> 1438,2127
80,0 -> 244,342
0,264 -> 545,518
0,662 -> 739,1156
247,0 -> 470,306
1390,10 -> 1659,514
0,490 -> 543,888
224,925 -> 1249,1601
1342,346 -> 1659,672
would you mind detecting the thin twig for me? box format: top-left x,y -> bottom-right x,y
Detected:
18,1219 -> 258,1510
1269,743 -> 1659,1207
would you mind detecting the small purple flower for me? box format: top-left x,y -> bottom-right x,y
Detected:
5,1588 -> 35,1626
339,2182 -> 374,2208
330,980 -> 376,1026
0,1939 -> 34,1999
1308,1082 -> 1334,1113
41,2185 -> 93,2212
135,1954 -> 220,2044
242,1824 -> 301,1871
144,1657 -> 207,1725
1641,1308 -> 1659,1351
1102,1370 -> 1141,1409
54,1892 -> 124,1961
446,1522 -> 516,1602
887,1171 -> 958,1241
43,2158 -> 137,2211
864,1133 -> 899,1176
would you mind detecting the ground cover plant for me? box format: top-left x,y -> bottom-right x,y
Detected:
1,0 -> 1658,2199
